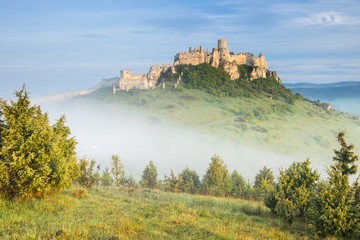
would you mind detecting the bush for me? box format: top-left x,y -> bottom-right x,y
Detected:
202,155 -> 232,196
253,166 -> 275,200
111,154 -> 125,186
264,159 -> 318,225
0,87 -> 78,199
76,158 -> 99,188
123,174 -> 138,188
101,167 -> 113,186
230,170 -> 246,198
72,188 -> 88,199
163,169 -> 182,193
275,198 -> 297,225
308,132 -> 359,238
264,190 -> 278,214
179,167 -> 201,193
140,160 -> 158,189
277,159 -> 319,217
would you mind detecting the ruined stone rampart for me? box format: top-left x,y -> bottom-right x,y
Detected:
119,70 -> 149,90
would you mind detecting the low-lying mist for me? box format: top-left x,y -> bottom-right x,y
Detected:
40,97 -> 331,181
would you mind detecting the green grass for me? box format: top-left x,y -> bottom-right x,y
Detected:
79,87 -> 360,157
0,186 -> 313,239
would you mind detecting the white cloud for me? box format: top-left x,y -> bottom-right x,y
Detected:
295,11 -> 359,27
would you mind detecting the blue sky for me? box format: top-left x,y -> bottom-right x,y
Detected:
1,0 -> 360,99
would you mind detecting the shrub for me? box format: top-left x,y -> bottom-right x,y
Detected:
111,154 -> 125,186
163,169 -> 182,193
101,167 -> 113,186
275,198 -> 297,226
76,158 -> 99,188
0,109 -> 4,149
253,166 -> 275,200
241,203 -> 263,216
264,159 -> 319,225
230,170 -> 246,198
308,132 -> 359,238
277,159 -> 319,217
264,190 -> 278,214
72,188 -> 88,199
0,87 -> 78,199
179,166 -> 201,193
123,174 -> 138,188
140,160 -> 158,189
202,155 -> 232,196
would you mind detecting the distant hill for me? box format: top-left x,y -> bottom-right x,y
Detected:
285,81 -> 360,116
285,81 -> 360,100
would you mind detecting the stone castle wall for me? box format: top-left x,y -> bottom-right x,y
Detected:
119,70 -> 149,90
117,40 -> 279,91
172,40 -> 270,81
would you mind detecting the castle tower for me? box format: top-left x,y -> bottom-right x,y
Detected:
120,70 -> 132,80
218,39 -> 229,62
218,39 -> 227,50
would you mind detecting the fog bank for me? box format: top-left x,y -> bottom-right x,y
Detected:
41,98 -> 330,181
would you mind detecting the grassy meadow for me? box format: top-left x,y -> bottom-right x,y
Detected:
1,186 -> 313,240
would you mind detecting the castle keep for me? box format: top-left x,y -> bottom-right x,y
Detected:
117,39 -> 279,91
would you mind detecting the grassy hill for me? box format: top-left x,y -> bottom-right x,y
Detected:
80,85 -> 360,158
0,186 -> 307,239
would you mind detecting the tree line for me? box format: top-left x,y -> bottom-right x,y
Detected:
1,87 -> 359,238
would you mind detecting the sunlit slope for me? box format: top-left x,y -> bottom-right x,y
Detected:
80,87 -> 360,156
0,186 -> 303,239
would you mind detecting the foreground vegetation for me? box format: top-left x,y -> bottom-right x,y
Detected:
74,132 -> 360,239
0,186 -> 305,240
2,75 -> 360,238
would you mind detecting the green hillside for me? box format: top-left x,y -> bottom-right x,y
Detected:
79,63 -> 360,157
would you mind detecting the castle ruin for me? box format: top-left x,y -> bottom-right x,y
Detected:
116,39 -> 279,91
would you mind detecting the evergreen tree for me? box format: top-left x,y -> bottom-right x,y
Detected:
202,155 -> 232,196
230,170 -> 246,198
278,159 -> 319,216
0,87 -> 78,199
140,160 -> 158,189
270,159 -> 319,225
179,166 -> 201,193
254,166 -> 275,200
111,154 -> 125,186
308,132 -> 359,237
164,169 -> 182,192
77,158 -> 98,188
353,178 -> 360,237
333,132 -> 358,175
123,174 -> 137,188
0,108 -> 5,150
101,167 -> 113,186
